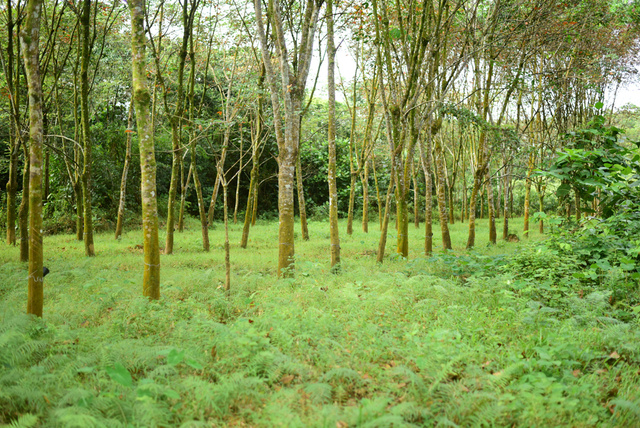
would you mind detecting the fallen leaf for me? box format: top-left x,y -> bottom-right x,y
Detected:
609,351 -> 620,359
572,369 -> 581,377
281,375 -> 294,385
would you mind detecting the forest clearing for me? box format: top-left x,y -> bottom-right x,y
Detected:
2,217 -> 640,426
3,0 -> 640,425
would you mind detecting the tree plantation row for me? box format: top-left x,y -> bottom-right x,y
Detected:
2,0 -> 640,317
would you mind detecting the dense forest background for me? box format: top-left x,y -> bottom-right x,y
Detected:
2,0 -> 640,244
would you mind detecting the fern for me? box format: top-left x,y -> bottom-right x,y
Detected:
1,413 -> 38,428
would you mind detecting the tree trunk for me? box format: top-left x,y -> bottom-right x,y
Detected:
80,0 -> 95,257
376,175 -> 395,263
434,139 -> 452,250
362,160 -> 369,233
21,0 -> 45,316
115,104 -> 134,239
418,133 -> 433,255
240,161 -> 258,249
5,0 -> 19,246
164,0 -> 192,254
372,155 -> 382,230
233,125 -> 244,224
523,154 -> 533,238
295,147 -> 310,240
254,0 -> 320,277
486,164 -> 496,245
19,143 -> 30,262
346,172 -> 357,235
327,0 -> 340,269
177,163 -> 192,233
129,0 -> 160,299
223,179 -> 231,292
413,161 -> 419,228
502,165 -> 510,240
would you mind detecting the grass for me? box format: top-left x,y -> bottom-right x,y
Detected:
1,215 -> 639,427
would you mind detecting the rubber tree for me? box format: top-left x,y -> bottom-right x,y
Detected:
254,0 -> 323,277
129,0 -> 160,299
326,0 -> 340,269
20,0 -> 44,316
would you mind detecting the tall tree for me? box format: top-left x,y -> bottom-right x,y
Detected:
326,0 -> 340,268
20,0 -> 44,316
129,0 -> 160,299
80,0 -> 95,256
254,0 -> 323,276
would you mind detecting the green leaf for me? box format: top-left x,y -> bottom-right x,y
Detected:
594,101 -> 604,109
167,349 -> 185,366
164,389 -> 180,399
106,363 -> 133,388
185,358 -> 203,370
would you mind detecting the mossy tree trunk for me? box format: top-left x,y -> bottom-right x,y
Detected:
6,0 -> 20,246
327,0 -> 340,269
18,142 -> 30,262
80,0 -> 95,256
129,0 -> 160,299
115,104 -> 134,240
20,0 -> 44,316
254,0 -> 321,277
434,136 -> 452,250
295,147 -> 310,240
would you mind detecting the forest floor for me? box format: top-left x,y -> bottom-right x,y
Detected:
1,216 -> 639,427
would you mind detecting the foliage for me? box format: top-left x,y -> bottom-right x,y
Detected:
541,110 -> 640,217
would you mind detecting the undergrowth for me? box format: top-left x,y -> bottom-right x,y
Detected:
1,217 -> 639,427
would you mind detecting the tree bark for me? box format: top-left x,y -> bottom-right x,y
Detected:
5,0 -> 19,246
18,143 -> 30,262
21,0 -> 45,316
115,104 -> 134,239
434,138 -> 452,250
327,0 -> 340,269
129,0 -> 160,299
80,0 -> 95,256
295,146 -> 310,240
254,0 -> 321,277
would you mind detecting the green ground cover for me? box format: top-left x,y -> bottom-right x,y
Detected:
1,217 -> 639,427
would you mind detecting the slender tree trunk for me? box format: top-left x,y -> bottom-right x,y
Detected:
21,0 -> 45,316
80,0 -> 95,257
523,154 -> 533,238
295,147 -> 310,240
486,163 -> 496,245
434,140 -> 452,250
362,160 -> 369,233
412,161 -> 419,228
538,191 -> 544,234
502,165 -> 510,240
376,175 -> 395,263
372,155 -> 382,230
240,161 -> 257,249
19,143 -> 30,262
164,0 -> 192,254
129,0 -> 160,299
346,172 -> 357,235
466,164 -> 483,249
115,104 -> 134,239
233,125 -> 244,224
223,179 -> 231,292
575,192 -> 581,222
6,0 -> 19,246
327,0 -> 340,269
418,133 -> 433,255
165,121 -> 181,254
177,163 -> 192,233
